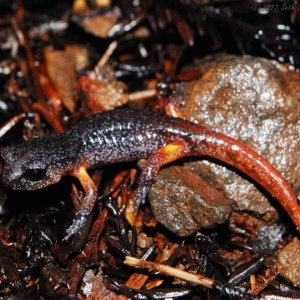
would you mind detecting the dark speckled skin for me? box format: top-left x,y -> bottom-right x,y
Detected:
1,108 -> 300,232
72,108 -> 193,168
0,109 -> 193,190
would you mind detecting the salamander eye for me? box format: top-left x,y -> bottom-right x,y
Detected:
23,168 -> 47,181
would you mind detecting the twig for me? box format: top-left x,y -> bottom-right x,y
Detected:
32,102 -> 64,133
124,256 -> 255,299
124,256 -> 215,289
0,113 -> 26,138
16,0 -> 45,104
128,89 -> 157,102
97,40 -> 118,68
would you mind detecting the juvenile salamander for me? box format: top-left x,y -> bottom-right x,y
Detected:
1,108 -> 300,238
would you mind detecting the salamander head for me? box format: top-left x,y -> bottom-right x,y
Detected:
0,137 -> 68,191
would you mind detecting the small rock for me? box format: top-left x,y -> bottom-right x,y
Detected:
149,166 -> 232,236
86,272 -> 128,300
137,232 -> 153,249
82,269 -> 95,297
182,55 -> 300,215
252,223 -> 286,254
277,238 -> 300,287
78,65 -> 128,113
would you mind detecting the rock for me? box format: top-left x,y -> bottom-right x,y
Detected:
82,270 -> 95,297
252,223 -> 286,254
277,238 -> 300,287
86,272 -> 129,300
137,232 -> 153,249
229,211 -> 287,254
78,65 -> 128,113
182,55 -> 300,215
148,166 -> 232,236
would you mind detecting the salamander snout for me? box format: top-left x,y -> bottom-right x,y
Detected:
0,145 -> 61,191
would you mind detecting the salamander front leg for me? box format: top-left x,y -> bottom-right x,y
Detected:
64,166 -> 98,241
133,142 -> 191,214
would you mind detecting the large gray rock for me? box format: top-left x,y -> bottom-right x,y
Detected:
182,55 -> 300,215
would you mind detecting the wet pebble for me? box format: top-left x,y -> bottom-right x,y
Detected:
149,166 -> 232,236
277,238 -> 300,287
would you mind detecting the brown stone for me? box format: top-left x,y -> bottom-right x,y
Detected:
149,166 -> 232,236
182,55 -> 300,215
277,238 -> 300,287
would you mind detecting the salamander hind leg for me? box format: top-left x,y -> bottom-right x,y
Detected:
64,166 -> 98,241
133,141 -> 192,216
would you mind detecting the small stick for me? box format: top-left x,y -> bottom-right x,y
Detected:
124,256 -> 254,299
16,0 -> 65,133
16,0 -> 46,104
32,102 -> 64,133
128,89 -> 157,102
0,113 -> 26,138
97,40 -> 118,68
124,256 -> 215,289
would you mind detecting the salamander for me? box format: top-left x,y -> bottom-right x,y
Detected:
1,108 -> 300,239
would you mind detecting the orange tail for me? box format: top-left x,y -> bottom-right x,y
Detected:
191,126 -> 300,230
